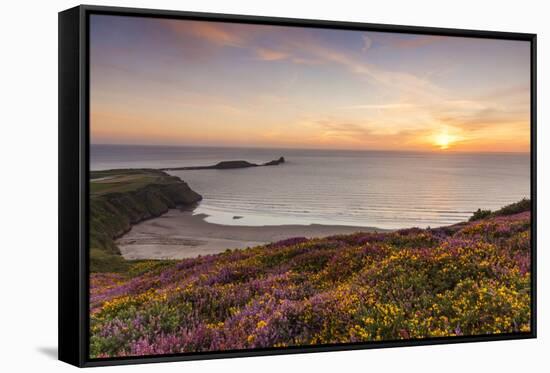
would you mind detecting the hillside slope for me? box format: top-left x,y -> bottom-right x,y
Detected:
90,203 -> 531,357
90,169 -> 202,271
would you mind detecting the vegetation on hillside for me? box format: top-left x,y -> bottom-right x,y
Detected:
89,201 -> 531,358
469,198 -> 531,222
89,169 -> 201,272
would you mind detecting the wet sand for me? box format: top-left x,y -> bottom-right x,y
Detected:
117,209 -> 384,259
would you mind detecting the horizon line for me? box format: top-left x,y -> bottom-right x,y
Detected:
90,142 -> 530,155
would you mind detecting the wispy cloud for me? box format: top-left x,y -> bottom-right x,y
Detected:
160,19 -> 446,101
255,48 -> 290,61
345,103 -> 417,110
297,42 -> 447,100
363,32 -> 444,49
316,120 -> 375,138
162,19 -> 249,47
91,15 -> 530,152
362,34 -> 373,52
304,118 -> 435,150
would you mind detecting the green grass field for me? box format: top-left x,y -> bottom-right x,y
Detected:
89,169 -> 202,272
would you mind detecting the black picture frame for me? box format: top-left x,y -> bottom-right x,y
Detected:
59,4 -> 537,367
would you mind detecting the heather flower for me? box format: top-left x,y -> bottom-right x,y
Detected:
89,211 -> 531,358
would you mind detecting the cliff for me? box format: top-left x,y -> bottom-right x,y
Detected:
89,169 -> 202,271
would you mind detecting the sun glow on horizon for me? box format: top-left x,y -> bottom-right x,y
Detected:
433,131 -> 459,150
89,15 -> 531,153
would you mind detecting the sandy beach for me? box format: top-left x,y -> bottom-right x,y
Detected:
117,208 -> 384,260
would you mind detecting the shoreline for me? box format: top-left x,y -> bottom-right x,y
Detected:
117,208 -> 385,260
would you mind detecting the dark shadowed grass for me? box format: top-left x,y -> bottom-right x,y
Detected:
470,198 -> 530,221
89,169 -> 201,270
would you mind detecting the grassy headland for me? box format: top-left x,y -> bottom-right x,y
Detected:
90,169 -> 201,272
90,200 -> 531,357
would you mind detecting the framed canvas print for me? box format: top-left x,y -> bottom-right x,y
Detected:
58,5 -> 537,367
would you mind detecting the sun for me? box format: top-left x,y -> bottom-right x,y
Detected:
433,132 -> 457,150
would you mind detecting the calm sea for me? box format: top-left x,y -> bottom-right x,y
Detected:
91,144 -> 530,229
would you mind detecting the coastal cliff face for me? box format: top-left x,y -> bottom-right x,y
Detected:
89,169 -> 201,271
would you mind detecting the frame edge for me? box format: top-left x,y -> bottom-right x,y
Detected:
62,4 -> 537,367
59,5 -> 85,368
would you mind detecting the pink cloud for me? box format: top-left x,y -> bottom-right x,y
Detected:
255,48 -> 290,61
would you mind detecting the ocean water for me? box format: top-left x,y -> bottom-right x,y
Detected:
91,145 -> 530,229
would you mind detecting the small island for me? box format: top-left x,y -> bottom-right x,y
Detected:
161,156 -> 285,171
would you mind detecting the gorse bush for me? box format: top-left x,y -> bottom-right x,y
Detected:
494,198 -> 531,217
469,209 -> 492,222
90,211 -> 531,358
469,199 -> 531,221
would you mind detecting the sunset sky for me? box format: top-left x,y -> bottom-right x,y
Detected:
90,15 -> 531,152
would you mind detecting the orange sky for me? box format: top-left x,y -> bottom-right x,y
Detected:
90,15 -> 531,152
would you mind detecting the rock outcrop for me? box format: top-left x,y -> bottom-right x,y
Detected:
162,157 -> 286,171
89,169 -> 202,271
263,156 -> 285,166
